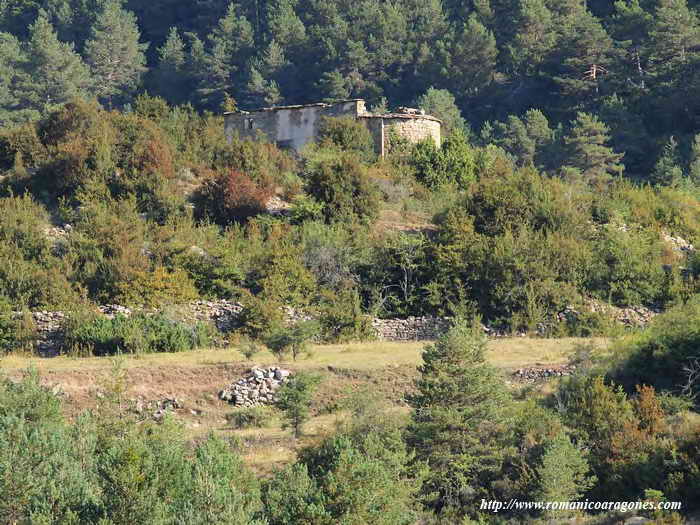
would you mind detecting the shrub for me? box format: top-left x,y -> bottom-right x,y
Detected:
0,194 -> 81,308
317,288 -> 375,342
114,266 -> 199,307
265,321 -> 320,361
196,169 -> 274,225
227,406 -> 275,429
237,292 -> 285,340
238,335 -> 264,359
0,122 -> 46,171
410,129 -> 475,188
289,194 -> 324,224
275,372 -> 322,438
611,300 -> 700,401
62,313 -> 213,356
304,149 -> 381,225
317,116 -> 375,162
0,297 -> 16,354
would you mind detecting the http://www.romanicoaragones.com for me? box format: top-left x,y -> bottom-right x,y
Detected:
480,499 -> 682,514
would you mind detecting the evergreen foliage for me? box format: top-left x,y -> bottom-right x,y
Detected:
275,371 -> 322,438
406,320 -> 512,517
84,0 -> 147,107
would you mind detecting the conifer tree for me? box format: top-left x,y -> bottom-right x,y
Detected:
563,112 -> 624,180
549,10 -> 615,100
152,27 -> 187,104
415,87 -> 466,136
84,0 -> 147,107
448,15 -> 498,96
507,0 -> 557,76
648,0 -> 700,80
650,137 -> 683,186
689,134 -> 700,183
196,2 -> 255,110
20,11 -> 92,113
406,320 -> 512,517
0,32 -> 32,124
536,431 -> 595,508
267,0 -> 306,50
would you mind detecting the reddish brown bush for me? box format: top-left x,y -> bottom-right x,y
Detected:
196,169 -> 275,224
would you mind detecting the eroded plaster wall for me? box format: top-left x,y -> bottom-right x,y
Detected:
224,100 -> 365,150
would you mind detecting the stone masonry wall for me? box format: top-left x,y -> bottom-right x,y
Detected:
382,117 -> 441,150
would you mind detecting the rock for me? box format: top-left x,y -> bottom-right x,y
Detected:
220,366 -> 292,406
512,365 -> 575,382
274,369 -> 289,380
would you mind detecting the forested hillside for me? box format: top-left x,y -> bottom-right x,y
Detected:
2,2 -> 700,523
0,0 -> 700,181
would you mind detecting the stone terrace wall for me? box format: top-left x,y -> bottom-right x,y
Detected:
371,316 -> 452,341
17,298 -> 662,356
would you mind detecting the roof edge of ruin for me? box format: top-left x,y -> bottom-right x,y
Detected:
224,98 -> 366,115
358,113 -> 442,123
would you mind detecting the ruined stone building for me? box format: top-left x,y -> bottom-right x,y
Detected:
224,99 -> 441,156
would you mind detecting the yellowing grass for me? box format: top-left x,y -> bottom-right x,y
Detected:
0,337 -> 609,373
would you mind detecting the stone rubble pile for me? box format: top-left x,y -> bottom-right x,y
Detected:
219,367 -> 291,407
662,232 -> 695,254
131,396 -> 186,421
27,311 -> 66,356
556,299 -> 660,328
98,304 -> 133,318
513,365 -> 576,382
186,300 -> 244,332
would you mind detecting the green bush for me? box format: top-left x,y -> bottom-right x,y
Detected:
317,288 -> 375,342
265,321 -> 320,361
611,300 -> 700,401
409,129 -> 475,188
0,371 -> 266,524
227,406 -> 275,429
317,116 -> 376,162
62,313 -> 213,356
237,292 -> 286,340
304,149 -> 381,225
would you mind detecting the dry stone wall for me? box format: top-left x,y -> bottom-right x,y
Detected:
371,316 -> 452,341
16,297 -> 664,356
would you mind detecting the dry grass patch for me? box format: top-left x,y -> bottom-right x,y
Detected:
0,336 -> 610,473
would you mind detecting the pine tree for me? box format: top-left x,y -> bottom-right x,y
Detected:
549,10 -> 616,100
506,0 -> 557,76
405,320 -> 512,517
650,137 -> 683,186
447,15 -> 498,96
19,11 -> 92,113
267,0 -> 306,50
648,0 -> 700,80
0,32 -> 34,124
84,0 -> 147,107
415,87 -> 466,136
609,0 -> 652,90
150,27 -> 187,104
244,66 -> 281,108
563,112 -> 624,180
318,70 -> 351,101
689,134 -> 700,183
196,2 -> 255,110
536,431 -> 595,509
